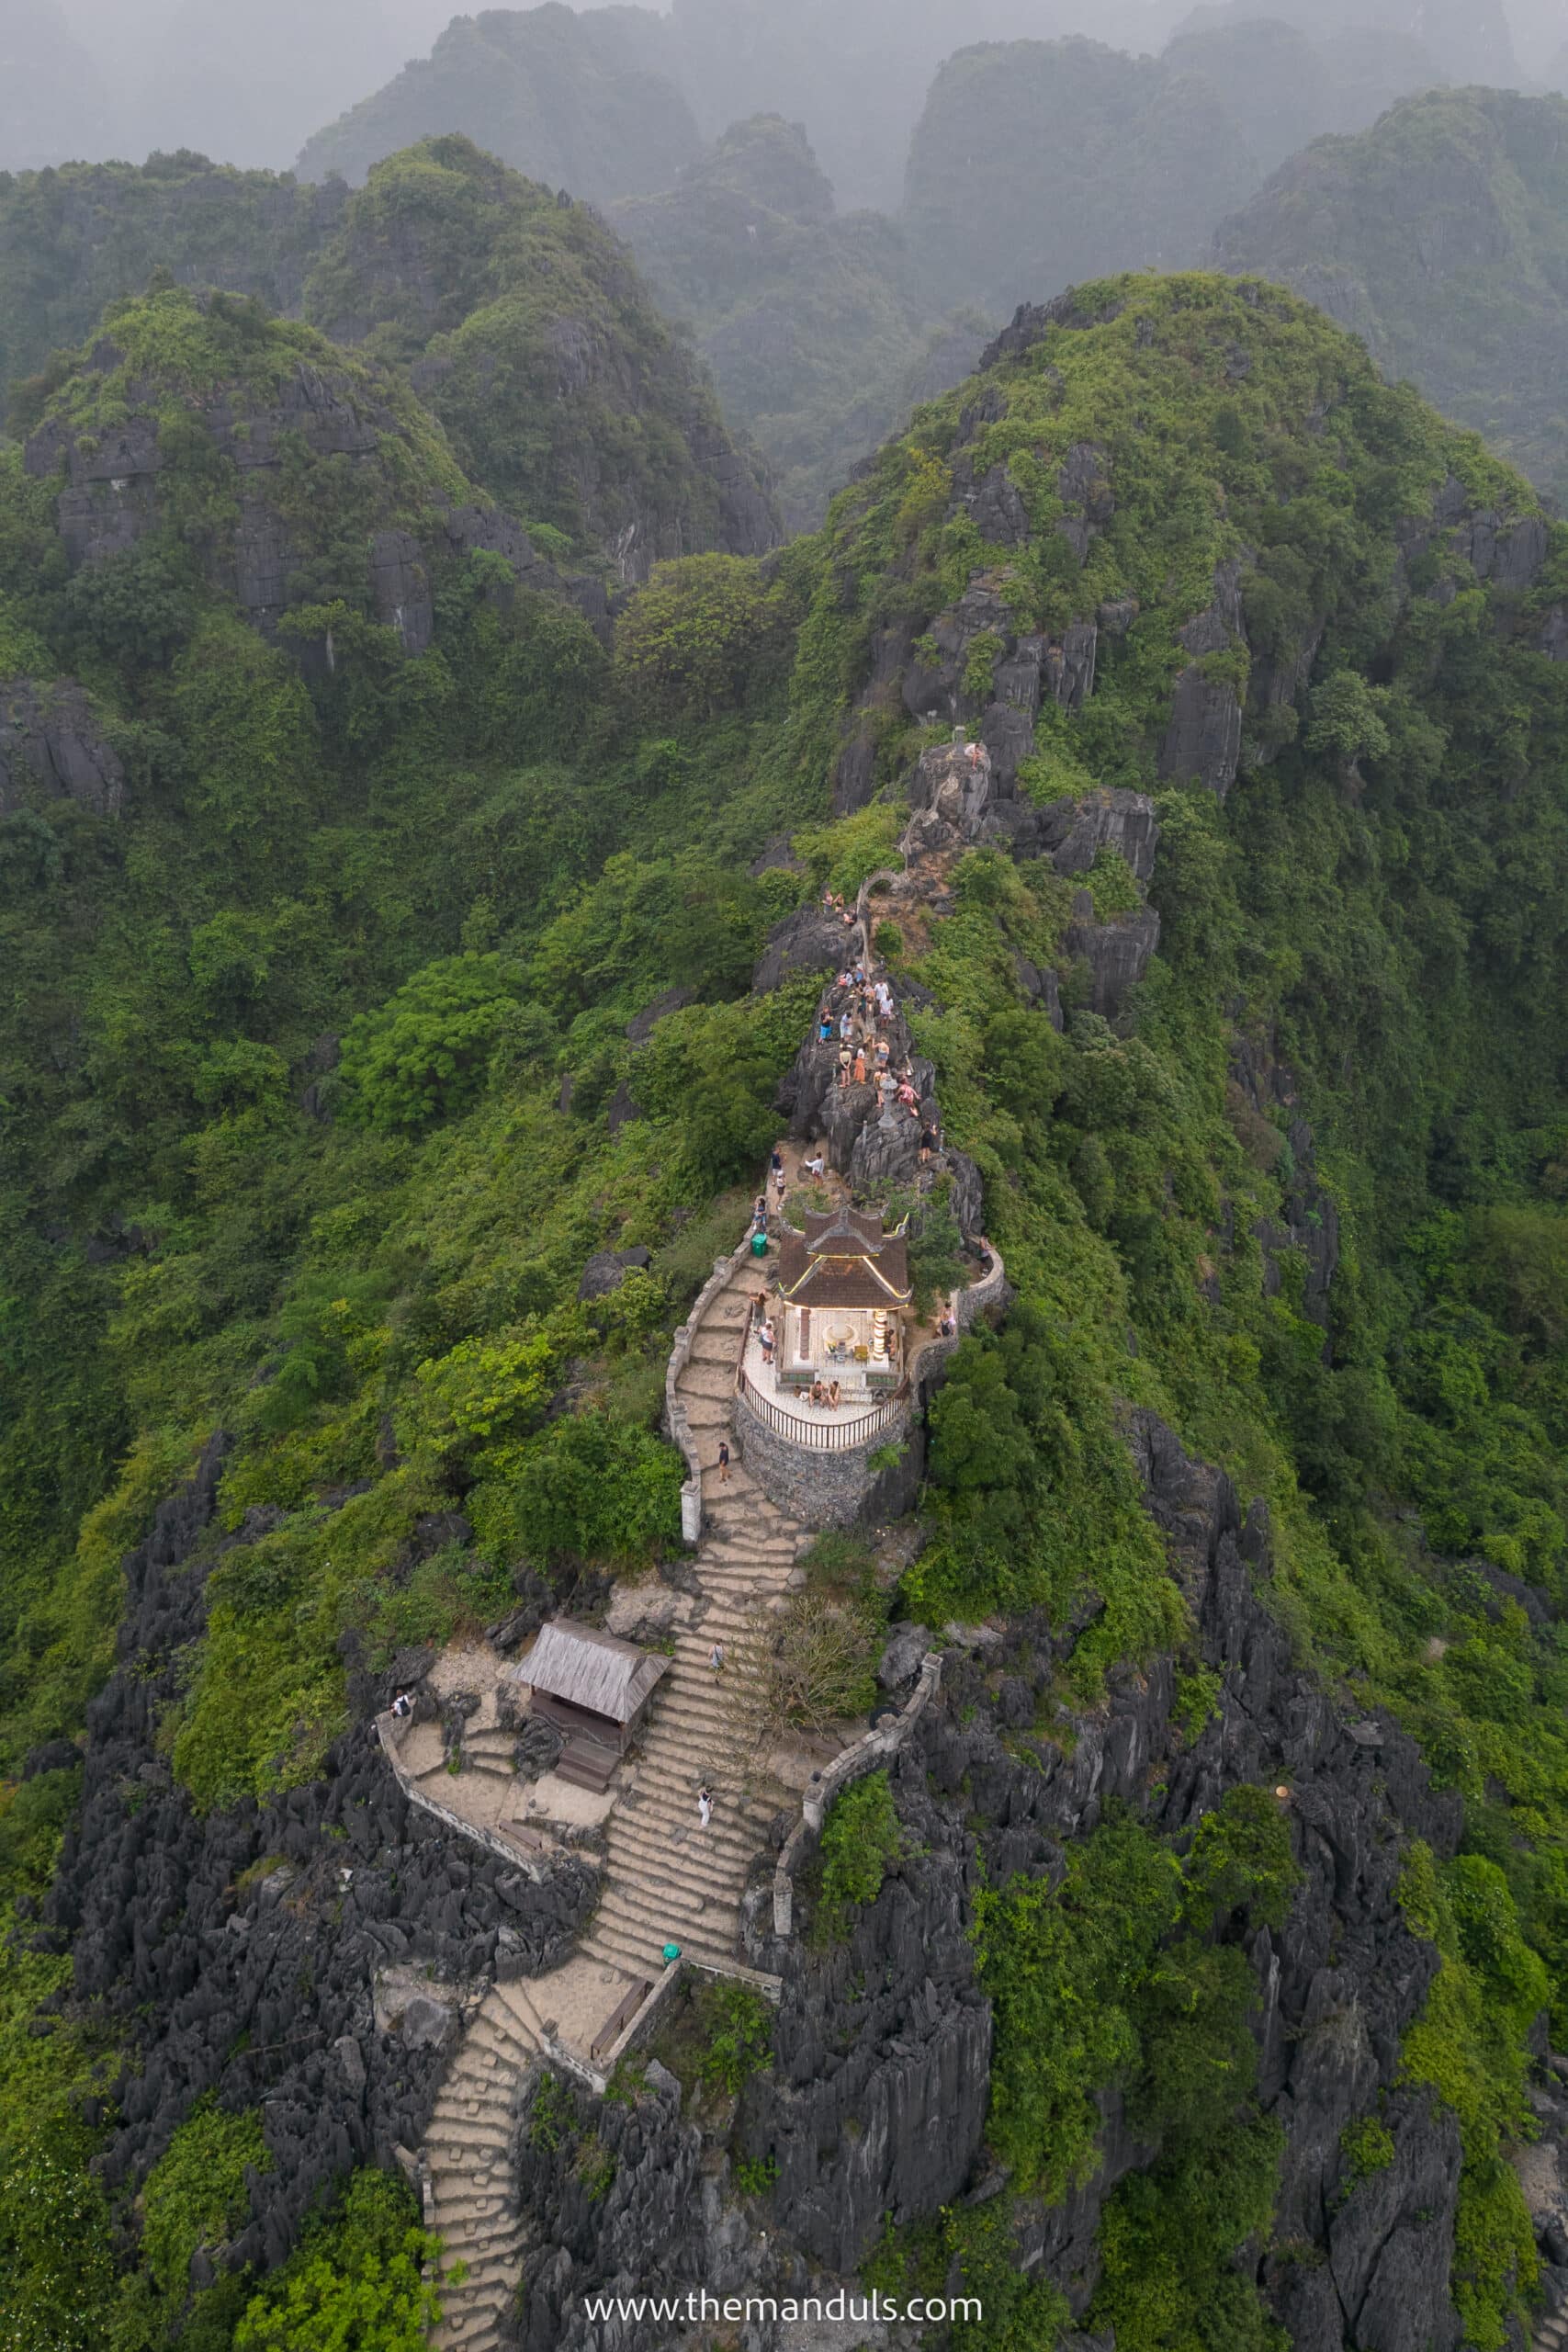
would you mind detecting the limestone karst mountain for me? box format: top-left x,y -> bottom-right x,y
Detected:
901,36 -> 1260,317
613,113 -> 987,529
6,142 -> 1568,2352
0,137 -> 777,580
1214,84 -> 1568,503
294,3 -> 703,202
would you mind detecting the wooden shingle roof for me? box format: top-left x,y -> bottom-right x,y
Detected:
509,1620 -> 669,1723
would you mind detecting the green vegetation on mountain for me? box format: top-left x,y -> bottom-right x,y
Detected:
0,152 -> 343,404
1214,85 -> 1568,507
294,3 -> 702,203
0,135 -> 776,581
303,135 -> 776,569
5,257 -> 1568,2348
613,113 -> 987,529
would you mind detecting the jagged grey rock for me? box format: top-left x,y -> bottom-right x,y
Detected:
1064,892 -> 1161,1016
0,680 -> 125,816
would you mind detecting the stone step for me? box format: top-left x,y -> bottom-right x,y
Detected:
430,2182 -> 514,2220
618,1780 -> 777,1831
689,1569 -> 794,1594
705,1502 -> 792,1534
427,2108 -> 513,2144
683,1397 -> 732,1428
601,1867 -> 748,1927
603,1839 -> 747,1906
450,2089 -> 520,2127
440,2326 -> 504,2352
585,1914 -> 739,1979
491,1982 -> 547,2039
471,2001 -> 536,2050
613,1798 -> 767,1851
622,1813 -> 783,1861
699,1540 -> 802,1566
637,1716 -> 768,1768
597,1871 -> 728,1928
463,2022 -> 536,2079
596,1890 -> 728,1950
689,1336 -> 742,1365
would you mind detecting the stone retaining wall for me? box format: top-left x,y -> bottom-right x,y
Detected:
377,1713 -> 569,1893
772,1654 -> 944,1936
733,1242 -> 1008,1527
664,1234 -> 755,1544
733,1386 -> 917,1528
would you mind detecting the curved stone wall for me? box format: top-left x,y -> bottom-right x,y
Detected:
733,1386 -> 916,1528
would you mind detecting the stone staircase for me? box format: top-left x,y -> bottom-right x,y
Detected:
426,1951 -> 635,2352
581,1258 -> 807,1977
425,1975 -> 543,2352
423,1250 -> 807,2349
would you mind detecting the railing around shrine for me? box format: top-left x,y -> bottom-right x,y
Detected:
737,1363 -> 909,1453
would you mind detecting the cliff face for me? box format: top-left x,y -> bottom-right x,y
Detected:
493,1398 -> 1549,2352
1214,87 -> 1568,506
12,284 -> 578,657
756,1411 -> 1469,2341
40,1440 -> 595,2272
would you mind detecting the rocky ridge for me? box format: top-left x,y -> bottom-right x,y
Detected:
33,1437 -> 596,2281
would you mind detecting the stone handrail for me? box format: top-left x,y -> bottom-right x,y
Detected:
772,1653 -> 944,1937
664,1232 -> 756,1544
377,1712 -> 564,1883
737,1363 -> 908,1453
904,1238 -> 1009,1396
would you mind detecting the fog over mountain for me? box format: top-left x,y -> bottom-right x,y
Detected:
2,0 -> 1552,187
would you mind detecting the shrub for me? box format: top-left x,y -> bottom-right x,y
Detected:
727,1592 -> 879,1750
817,1770 -> 904,1938
405,1324 -> 554,1461
235,2168 -> 440,2351
467,1410 -> 682,1568
1181,1786 -> 1303,1934
339,953 -> 525,1131
696,1983 -> 773,2097
615,554 -> 773,719
1340,2114 -> 1395,2183
142,2096 -> 270,2298
1084,843 -> 1142,919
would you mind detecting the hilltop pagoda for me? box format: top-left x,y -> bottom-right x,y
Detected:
773,1204 -> 912,1391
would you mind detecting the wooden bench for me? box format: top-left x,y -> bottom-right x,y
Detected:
590,1978 -> 652,2063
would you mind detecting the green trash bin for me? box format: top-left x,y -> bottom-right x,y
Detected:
750,1229 -> 769,1259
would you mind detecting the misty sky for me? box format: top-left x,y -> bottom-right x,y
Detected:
3,0 -> 1562,185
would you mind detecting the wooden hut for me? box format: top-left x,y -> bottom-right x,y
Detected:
507,1620 -> 670,1791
